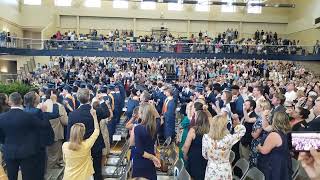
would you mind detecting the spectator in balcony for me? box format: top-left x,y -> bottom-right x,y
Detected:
234,29 -> 239,39
314,40 -> 319,54
6,32 -> 11,47
255,30 -> 260,40
56,31 -> 62,40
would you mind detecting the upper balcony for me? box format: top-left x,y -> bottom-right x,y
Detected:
1,37 -> 320,61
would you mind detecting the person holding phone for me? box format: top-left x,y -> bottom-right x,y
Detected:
299,149 -> 320,180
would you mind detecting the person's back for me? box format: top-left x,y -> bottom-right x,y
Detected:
263,131 -> 292,180
63,108 -> 100,180
63,129 -> 99,180
202,115 -> 246,180
0,108 -> 41,158
0,92 -> 46,180
187,133 -> 207,180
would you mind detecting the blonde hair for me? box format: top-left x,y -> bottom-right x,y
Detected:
139,103 -> 157,139
68,123 -> 86,151
272,111 -> 291,134
208,115 -> 229,140
259,100 -> 271,111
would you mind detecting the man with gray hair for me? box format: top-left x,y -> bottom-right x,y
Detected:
67,88 -> 110,180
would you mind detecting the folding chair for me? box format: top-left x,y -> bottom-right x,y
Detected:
177,167 -> 191,180
106,141 -> 130,166
229,150 -> 235,163
173,159 -> 184,178
291,158 -> 300,179
242,167 -> 265,180
232,158 -> 250,180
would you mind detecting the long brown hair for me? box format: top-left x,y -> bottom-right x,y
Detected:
68,123 -> 86,151
193,110 -> 210,135
139,103 -> 157,139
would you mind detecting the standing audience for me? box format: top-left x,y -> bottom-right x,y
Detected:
202,115 -> 246,180
183,110 -> 210,180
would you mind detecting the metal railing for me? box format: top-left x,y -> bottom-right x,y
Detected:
0,74 -> 18,83
1,37 -> 320,55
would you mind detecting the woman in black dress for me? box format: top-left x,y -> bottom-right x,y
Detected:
258,111 -> 293,180
183,110 -> 210,180
131,103 -> 161,180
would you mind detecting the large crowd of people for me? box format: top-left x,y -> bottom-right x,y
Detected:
41,29 -> 317,55
1,56 -> 320,180
2,28 -> 320,55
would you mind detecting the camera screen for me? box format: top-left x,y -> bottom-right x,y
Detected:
292,132 -> 320,151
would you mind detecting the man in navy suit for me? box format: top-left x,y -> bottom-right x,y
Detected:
0,92 -> 48,180
162,86 -> 176,140
230,85 -> 244,119
67,88 -> 110,180
23,91 -> 60,180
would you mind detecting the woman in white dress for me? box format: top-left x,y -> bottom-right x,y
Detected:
202,115 -> 246,180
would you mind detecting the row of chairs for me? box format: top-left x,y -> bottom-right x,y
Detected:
232,157 -> 304,180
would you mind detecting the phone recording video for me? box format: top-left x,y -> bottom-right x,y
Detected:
292,132 -> 320,152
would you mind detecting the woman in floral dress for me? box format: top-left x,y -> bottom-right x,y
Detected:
202,115 -> 246,180
249,100 -> 271,167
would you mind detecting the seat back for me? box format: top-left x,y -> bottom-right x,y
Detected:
242,167 -> 265,180
173,159 -> 184,177
233,158 -> 250,179
229,150 -> 235,163
120,160 -> 132,180
177,167 -> 191,180
291,158 -> 300,179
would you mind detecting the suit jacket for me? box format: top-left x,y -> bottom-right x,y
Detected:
270,105 -> 286,123
49,103 -> 68,141
306,116 -> 320,131
67,104 -> 109,154
24,106 -> 59,147
231,95 -> 244,119
163,99 -> 176,137
0,109 -> 47,159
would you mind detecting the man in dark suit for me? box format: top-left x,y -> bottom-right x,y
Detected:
230,85 -> 244,119
162,87 -> 176,140
67,88 -> 110,180
307,97 -> 320,131
270,93 -> 287,124
0,92 -> 48,180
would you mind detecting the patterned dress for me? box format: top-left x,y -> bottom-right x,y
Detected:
202,125 -> 246,180
249,116 -> 265,167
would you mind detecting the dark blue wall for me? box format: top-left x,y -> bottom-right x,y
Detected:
1,47 -> 320,61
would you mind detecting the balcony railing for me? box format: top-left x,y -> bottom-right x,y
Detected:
1,37 -> 320,55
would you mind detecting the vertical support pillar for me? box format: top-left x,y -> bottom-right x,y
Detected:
187,20 -> 191,37
76,16 -> 80,35
133,18 -> 136,36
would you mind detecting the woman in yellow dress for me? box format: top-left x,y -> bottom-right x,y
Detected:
62,109 -> 100,180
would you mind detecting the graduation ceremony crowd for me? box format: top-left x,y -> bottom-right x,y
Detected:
1,56 -> 320,180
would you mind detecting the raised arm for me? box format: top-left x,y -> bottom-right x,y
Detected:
84,109 -> 100,148
226,124 -> 246,146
